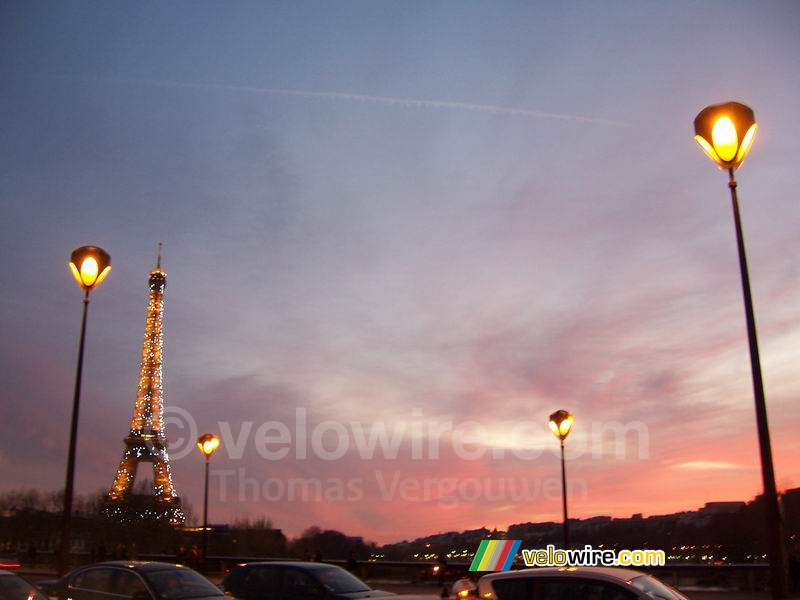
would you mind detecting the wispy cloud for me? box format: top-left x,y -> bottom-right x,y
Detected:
34,74 -> 626,127
674,461 -> 746,471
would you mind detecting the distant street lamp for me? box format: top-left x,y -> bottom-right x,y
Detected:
694,101 -> 788,599
197,433 -> 220,568
59,246 -> 111,575
548,409 -> 573,550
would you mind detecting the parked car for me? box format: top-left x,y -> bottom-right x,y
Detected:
221,562 -> 394,600
0,570 -> 49,600
38,561 -> 225,600
478,567 -> 689,600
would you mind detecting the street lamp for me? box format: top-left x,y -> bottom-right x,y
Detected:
197,433 -> 220,568
694,101 -> 788,599
59,245 -> 111,575
548,409 -> 573,550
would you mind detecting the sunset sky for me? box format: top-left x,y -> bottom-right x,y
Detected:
2,1 -> 800,544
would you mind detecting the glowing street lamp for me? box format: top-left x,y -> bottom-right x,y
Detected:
68,246 -> 112,292
694,102 -> 787,599
694,102 -> 757,171
549,409 -> 573,550
197,433 -> 220,568
59,246 -> 111,575
198,434 -> 220,459
549,410 -> 573,440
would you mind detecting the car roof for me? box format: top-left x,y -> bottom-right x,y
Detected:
233,562 -> 341,571
481,566 -> 647,584
75,561 -> 190,573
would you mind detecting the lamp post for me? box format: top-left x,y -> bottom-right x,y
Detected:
197,433 -> 220,569
694,101 -> 788,599
59,246 -> 111,575
548,409 -> 573,550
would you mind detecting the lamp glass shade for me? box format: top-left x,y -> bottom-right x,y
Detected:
694,102 -> 757,170
736,124 -> 757,164
69,246 -> 111,292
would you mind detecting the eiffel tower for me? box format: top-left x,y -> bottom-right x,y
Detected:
105,245 -> 183,524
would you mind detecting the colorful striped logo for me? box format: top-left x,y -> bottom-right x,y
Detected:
469,540 -> 521,571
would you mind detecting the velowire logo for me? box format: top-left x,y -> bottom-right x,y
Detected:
468,540 -> 521,571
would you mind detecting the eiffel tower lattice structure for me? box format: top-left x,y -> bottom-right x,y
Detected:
105,246 -> 184,524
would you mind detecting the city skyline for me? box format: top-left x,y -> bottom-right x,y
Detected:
2,1 -> 800,545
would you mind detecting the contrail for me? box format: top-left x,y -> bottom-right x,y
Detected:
45,74 -> 625,127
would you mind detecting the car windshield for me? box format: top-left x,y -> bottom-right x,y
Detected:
0,575 -> 48,600
314,567 -> 370,593
146,569 -> 224,600
629,575 -> 687,600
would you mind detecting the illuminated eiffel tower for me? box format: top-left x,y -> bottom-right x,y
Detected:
105,245 -> 183,523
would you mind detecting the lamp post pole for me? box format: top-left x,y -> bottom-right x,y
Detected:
727,168 -> 787,599
196,433 -> 219,571
559,438 -> 569,550
202,453 -> 210,567
693,103 -> 788,598
58,246 -> 111,576
549,410 -> 573,551
58,290 -> 90,576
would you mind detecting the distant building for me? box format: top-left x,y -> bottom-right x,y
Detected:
701,502 -> 746,515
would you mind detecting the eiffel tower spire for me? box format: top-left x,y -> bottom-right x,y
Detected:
105,247 -> 183,523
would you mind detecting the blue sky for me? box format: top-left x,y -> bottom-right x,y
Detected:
2,1 -> 800,542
